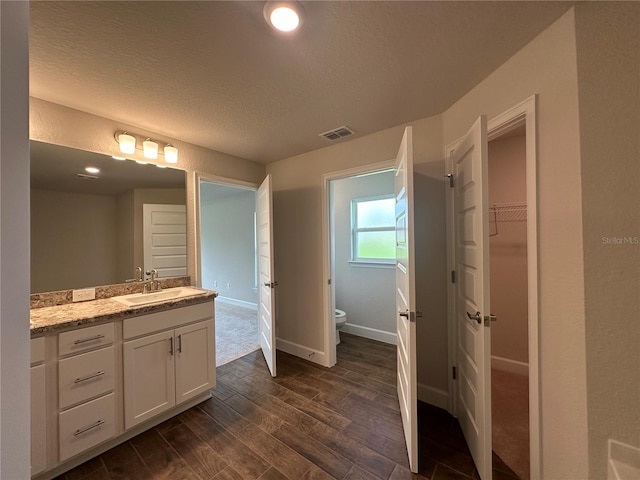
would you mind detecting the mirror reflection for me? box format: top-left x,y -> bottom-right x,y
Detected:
30,141 -> 187,293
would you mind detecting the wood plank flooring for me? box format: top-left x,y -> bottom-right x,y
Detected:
55,333 -> 520,480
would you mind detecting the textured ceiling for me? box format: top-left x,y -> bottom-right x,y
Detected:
29,1 -> 572,164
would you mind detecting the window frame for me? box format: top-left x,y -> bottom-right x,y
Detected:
350,194 -> 396,266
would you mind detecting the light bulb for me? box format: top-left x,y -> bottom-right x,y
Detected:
164,145 -> 178,163
143,139 -> 158,159
118,133 -> 136,154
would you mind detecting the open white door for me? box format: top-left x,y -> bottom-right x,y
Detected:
450,116 -> 492,479
394,127 -> 418,472
257,174 -> 277,377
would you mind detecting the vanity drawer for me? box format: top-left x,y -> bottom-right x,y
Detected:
59,392 -> 115,462
123,302 -> 213,339
59,323 -> 114,356
59,346 -> 115,409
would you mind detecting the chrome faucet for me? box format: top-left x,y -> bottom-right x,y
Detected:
143,269 -> 161,293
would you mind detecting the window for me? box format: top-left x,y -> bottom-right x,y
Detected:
351,195 -> 396,264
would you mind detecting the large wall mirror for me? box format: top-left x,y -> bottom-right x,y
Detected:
31,141 -> 187,293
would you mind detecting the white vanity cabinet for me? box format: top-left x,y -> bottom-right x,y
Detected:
123,302 -> 215,429
57,323 -> 116,462
31,337 -> 47,476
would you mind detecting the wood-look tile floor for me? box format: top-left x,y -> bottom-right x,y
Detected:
56,333 -> 520,480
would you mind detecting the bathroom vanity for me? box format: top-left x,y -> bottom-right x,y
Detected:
29,285 -> 216,479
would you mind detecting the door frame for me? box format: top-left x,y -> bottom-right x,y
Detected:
193,172 -> 259,288
321,160 -> 395,367
445,95 -> 540,479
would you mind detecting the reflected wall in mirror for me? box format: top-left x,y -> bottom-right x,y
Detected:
31,141 -> 187,293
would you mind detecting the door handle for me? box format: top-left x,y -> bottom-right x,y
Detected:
399,310 -> 409,318
466,311 -> 482,324
264,281 -> 278,288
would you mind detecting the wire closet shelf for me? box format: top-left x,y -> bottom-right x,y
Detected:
489,202 -> 527,236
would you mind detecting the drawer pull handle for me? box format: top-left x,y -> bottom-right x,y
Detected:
74,419 -> 105,437
73,334 -> 105,345
177,334 -> 182,353
74,371 -> 105,384
169,337 -> 174,356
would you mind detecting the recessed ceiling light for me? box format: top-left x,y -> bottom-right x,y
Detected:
85,167 -> 100,174
264,2 -> 303,33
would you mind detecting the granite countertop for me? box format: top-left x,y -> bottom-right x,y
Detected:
30,288 -> 217,336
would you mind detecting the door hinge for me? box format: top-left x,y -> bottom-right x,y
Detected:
451,270 -> 456,283
452,366 -> 457,380
446,173 -> 454,188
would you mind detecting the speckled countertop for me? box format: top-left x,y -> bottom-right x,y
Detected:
30,288 -> 217,336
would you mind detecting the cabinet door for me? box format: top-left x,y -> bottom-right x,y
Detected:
123,330 -> 175,429
175,319 -> 215,405
31,365 -> 47,476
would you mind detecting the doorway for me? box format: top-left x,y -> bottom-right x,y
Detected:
197,177 -> 260,367
445,96 -> 539,480
324,164 -> 397,366
488,126 -> 530,479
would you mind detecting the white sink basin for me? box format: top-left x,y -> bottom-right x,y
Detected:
111,287 -> 204,307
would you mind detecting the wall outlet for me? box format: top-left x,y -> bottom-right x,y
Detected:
213,281 -> 217,287
226,283 -> 230,290
72,288 -> 96,302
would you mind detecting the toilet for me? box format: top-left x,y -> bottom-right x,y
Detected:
335,309 -> 347,345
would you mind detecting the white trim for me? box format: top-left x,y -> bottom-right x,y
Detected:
321,160 -> 396,368
417,382 -> 449,410
216,296 -> 258,311
445,95 -> 540,480
491,355 -> 529,376
276,338 -> 328,367
341,323 -> 397,345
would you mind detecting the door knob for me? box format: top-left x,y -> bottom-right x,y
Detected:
466,311 -> 482,324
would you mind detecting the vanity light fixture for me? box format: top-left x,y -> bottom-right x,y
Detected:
117,133 -> 136,154
164,145 -> 178,163
114,131 -> 179,164
264,1 -> 303,32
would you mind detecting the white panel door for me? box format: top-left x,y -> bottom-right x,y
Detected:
143,204 -> 187,278
394,126 -> 418,473
257,174 -> 277,377
123,330 -> 176,429
175,319 -> 216,404
451,116 -> 492,480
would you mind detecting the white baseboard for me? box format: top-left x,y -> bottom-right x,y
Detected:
491,355 -> 529,376
276,338 -> 328,367
216,296 -> 258,311
417,382 -> 449,410
608,439 -> 640,480
341,323 -> 397,345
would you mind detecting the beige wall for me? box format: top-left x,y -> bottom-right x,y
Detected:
29,98 -> 266,285
573,3 -> 640,478
0,2 -> 31,477
442,9 -> 588,478
266,116 -> 442,353
488,135 -> 528,365
31,189 -> 119,292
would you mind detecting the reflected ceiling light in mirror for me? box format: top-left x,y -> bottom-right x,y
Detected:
264,2 -> 303,32
114,131 -> 179,164
164,145 -> 178,163
143,139 -> 158,159
117,133 -> 136,154
135,160 -> 148,165
156,164 -> 167,169
85,167 -> 100,174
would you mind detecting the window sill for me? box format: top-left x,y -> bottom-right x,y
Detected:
348,261 -> 395,269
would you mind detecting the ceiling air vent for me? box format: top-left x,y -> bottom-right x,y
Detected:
319,125 -> 355,141
76,173 -> 99,180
